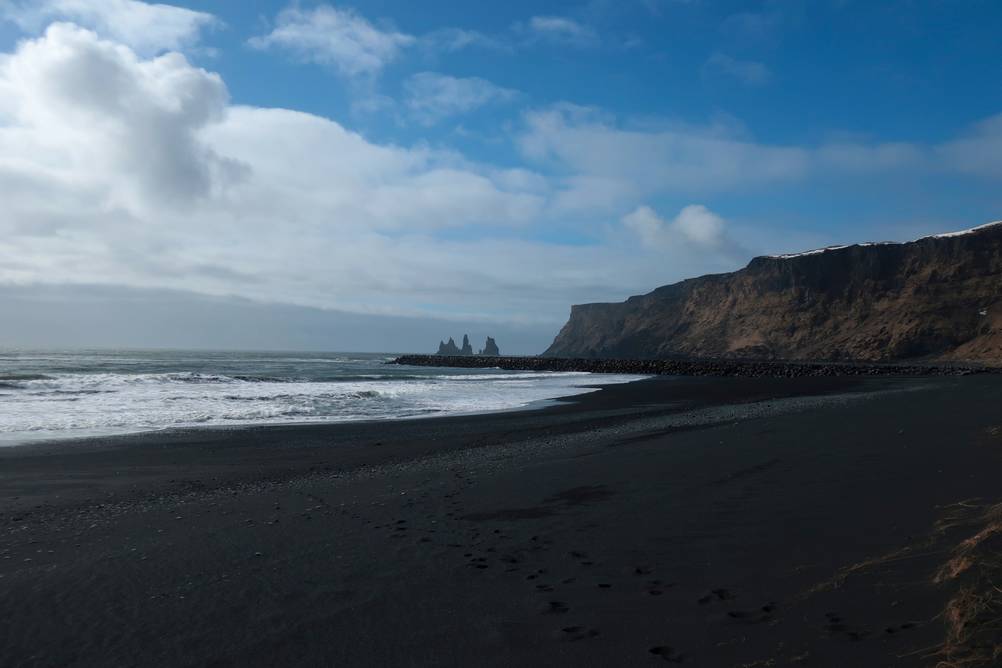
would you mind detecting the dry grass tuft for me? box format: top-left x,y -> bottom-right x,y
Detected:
802,499 -> 1002,667
929,502 -> 1002,667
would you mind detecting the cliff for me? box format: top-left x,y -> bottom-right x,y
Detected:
544,221 -> 1002,364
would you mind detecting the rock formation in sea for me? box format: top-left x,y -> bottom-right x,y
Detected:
436,335 -> 500,356
437,337 -> 461,355
460,334 -> 474,356
544,221 -> 1002,364
479,337 -> 500,356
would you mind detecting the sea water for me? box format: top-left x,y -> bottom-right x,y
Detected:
0,349 -> 641,444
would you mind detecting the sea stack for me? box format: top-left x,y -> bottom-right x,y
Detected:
436,335 -> 479,355
460,334 -> 474,356
479,337 -> 500,356
437,337 -> 461,355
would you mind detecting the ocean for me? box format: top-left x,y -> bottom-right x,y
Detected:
0,349 -> 642,445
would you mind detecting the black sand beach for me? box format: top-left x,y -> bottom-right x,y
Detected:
2,375 -> 1001,667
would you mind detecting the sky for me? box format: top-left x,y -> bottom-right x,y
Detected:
0,0 -> 1000,353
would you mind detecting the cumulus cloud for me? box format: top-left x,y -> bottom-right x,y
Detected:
404,72 -> 517,125
703,52 -> 772,86
248,4 -> 414,77
0,23 -> 235,210
622,204 -> 729,249
0,0 -> 218,55
0,24 -> 636,324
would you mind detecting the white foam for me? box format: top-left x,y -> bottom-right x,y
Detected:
0,370 -> 643,445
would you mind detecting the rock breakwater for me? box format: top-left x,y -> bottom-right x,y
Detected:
390,354 -> 996,378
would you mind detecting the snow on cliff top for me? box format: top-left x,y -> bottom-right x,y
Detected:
927,220 -> 1002,238
765,220 -> 1002,260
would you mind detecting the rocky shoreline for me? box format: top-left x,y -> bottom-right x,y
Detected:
390,354 -> 998,377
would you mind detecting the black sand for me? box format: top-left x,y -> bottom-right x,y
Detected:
2,375 -> 1001,667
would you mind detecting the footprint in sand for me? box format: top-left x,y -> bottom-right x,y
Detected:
649,645 -> 685,663
543,601 -> 569,614
559,626 -> 600,641
698,588 -> 734,604
824,612 -> 869,641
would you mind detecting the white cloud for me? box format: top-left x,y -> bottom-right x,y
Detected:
520,105 -> 810,213
0,25 -> 622,324
4,20 -> 1000,330
817,141 -> 925,172
703,52 -> 772,86
673,205 -> 727,246
622,204 -> 728,249
937,113 -> 1002,179
519,104 -> 1002,217
404,72 -> 517,125
621,205 -> 668,248
0,23 -> 234,211
525,16 -> 599,46
0,25 -> 742,326
1,0 -> 218,55
421,27 -> 509,53
248,4 -> 414,77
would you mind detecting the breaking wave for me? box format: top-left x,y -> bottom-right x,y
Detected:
0,350 -> 643,444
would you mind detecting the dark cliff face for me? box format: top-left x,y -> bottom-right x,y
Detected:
544,222 -> 1002,363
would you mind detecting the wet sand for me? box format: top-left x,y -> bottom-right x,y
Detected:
2,375 -> 1001,667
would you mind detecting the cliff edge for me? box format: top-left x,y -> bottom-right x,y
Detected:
544,221 -> 1002,364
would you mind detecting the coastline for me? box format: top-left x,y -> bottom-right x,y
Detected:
0,371 -> 645,450
0,375 -> 858,511
3,374 -> 1001,666
391,353 -> 998,377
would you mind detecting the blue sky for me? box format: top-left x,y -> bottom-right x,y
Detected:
0,0 -> 1000,351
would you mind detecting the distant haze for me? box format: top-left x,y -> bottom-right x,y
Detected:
0,285 -> 553,355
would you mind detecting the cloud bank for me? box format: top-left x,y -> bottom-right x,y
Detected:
0,24 -> 666,326
1,0 -> 218,54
